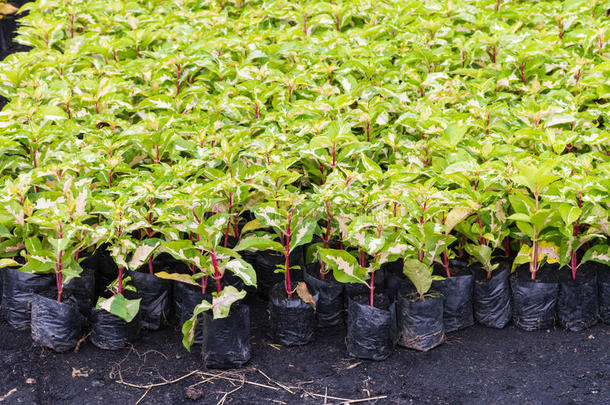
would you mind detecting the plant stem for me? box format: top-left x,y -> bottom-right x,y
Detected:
284,206 -> 295,298
211,250 -> 221,293
118,266 -> 123,294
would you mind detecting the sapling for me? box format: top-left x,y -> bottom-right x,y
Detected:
509,158 -> 562,279
236,194 -> 317,299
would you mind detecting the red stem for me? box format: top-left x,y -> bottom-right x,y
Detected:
118,266 -> 124,294
211,251 -> 221,293
284,206 -> 295,298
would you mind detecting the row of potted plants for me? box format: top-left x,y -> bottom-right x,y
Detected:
0,0 -> 608,367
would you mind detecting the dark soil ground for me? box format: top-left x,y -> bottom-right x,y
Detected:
1,294 -> 608,405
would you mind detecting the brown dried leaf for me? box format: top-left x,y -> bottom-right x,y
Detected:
295,282 -> 316,310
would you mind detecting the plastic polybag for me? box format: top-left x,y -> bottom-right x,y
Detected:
202,303 -> 251,369
268,282 -> 318,346
346,294 -> 397,361
557,265 -> 598,331
511,265 -> 558,331
30,294 -> 84,352
432,270 -> 474,332
473,264 -> 512,329
173,281 -> 208,345
127,270 -> 172,330
344,268 -> 386,309
397,292 -> 444,352
90,308 -> 141,350
63,266 -> 96,316
249,248 -> 304,295
598,265 -> 610,324
304,264 -> 344,327
1,269 -> 54,329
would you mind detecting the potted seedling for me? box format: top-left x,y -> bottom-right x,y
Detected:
550,171 -> 603,331
398,216 -> 453,351
320,190 -> 403,360
237,193 -> 318,346
0,175 -> 55,329
303,171 -> 350,327
90,196 -> 143,350
509,158 -> 562,331
161,198 -> 257,367
452,168 -> 513,329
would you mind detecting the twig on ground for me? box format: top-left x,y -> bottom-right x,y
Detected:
196,371 -> 279,391
116,370 -> 200,389
216,376 -> 244,405
256,368 -> 295,394
0,388 -> 17,402
74,332 -> 91,352
134,388 -> 151,405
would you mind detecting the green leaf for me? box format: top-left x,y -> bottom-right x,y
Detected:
402,259 -> 432,297
234,236 -> 284,253
210,286 -> 246,318
224,258 -> 257,287
318,248 -> 368,284
155,271 -> 198,286
96,294 -> 141,323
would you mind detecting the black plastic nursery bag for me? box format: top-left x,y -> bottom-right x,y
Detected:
90,308 -> 141,350
304,264 -> 344,327
557,266 -> 598,331
511,265 -> 558,331
173,281 -> 208,345
397,292 -> 445,352
1,269 -> 54,329
599,266 -> 610,324
128,270 -> 172,330
346,295 -> 397,361
202,302 -> 251,369
473,265 -> 512,329
268,282 -> 318,346
31,294 -> 84,352
63,266 -> 96,316
432,271 -> 474,332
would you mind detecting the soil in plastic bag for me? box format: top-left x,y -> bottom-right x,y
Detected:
598,264 -> 610,324
63,266 -> 96,317
127,267 -> 172,330
511,264 -> 559,331
31,293 -> 84,352
90,307 -> 141,350
268,282 -> 318,346
173,281 -> 212,345
432,262 -> 474,332
201,302 -> 251,369
397,291 -> 444,352
347,293 -> 397,360
304,263 -> 344,327
472,261 -> 512,329
248,247 -> 304,296
1,268 -> 54,329
344,268 -> 385,309
557,264 -> 598,331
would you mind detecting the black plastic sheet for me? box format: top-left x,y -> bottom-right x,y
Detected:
304,264 -> 344,327
599,265 -> 610,324
173,281 -> 209,345
63,266 -> 96,316
127,270 -> 172,330
249,248 -> 304,296
90,308 -> 141,350
511,265 -> 558,331
473,263 -> 512,329
432,270 -> 474,332
201,303 -> 251,369
346,294 -> 397,361
557,265 -> 598,331
397,292 -> 444,352
1,269 -> 54,329
268,282 -> 318,346
30,294 -> 84,352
